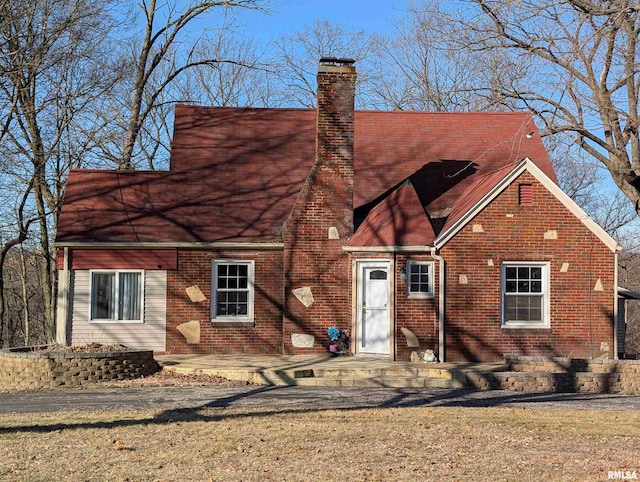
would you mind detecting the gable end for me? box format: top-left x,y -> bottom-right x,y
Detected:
435,158 -> 619,253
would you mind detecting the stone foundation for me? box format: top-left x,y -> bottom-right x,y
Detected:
0,346 -> 160,391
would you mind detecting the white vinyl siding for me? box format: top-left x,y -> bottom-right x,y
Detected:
69,270 -> 166,351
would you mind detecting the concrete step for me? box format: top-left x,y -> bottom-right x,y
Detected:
306,363 -> 507,379
290,376 -> 457,389
232,368 -> 461,388
164,361 -> 509,388
310,367 -> 456,379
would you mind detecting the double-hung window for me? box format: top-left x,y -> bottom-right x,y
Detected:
212,260 -> 254,322
501,262 -> 550,328
407,260 -> 433,298
90,270 -> 144,322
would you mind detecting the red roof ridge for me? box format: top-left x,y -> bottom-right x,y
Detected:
352,110 -> 532,116
175,103 -> 314,113
175,103 -> 533,118
67,168 -> 167,175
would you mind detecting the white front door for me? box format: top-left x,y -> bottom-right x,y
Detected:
357,261 -> 390,354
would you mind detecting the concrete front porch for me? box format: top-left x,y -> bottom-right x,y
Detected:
156,354 -> 508,388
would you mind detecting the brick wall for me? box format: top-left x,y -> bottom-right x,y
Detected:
394,254 -> 439,361
165,249 -> 284,354
283,62 -> 357,353
441,171 -> 615,361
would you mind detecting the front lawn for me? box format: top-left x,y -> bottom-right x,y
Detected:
1,406 -> 638,480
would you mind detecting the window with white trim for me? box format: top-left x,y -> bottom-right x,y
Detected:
407,260 -> 433,298
212,260 -> 254,321
501,262 -> 550,328
90,270 -> 144,322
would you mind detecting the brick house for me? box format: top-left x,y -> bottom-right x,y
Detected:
54,59 -> 622,362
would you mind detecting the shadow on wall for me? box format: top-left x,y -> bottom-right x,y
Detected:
445,307 -> 615,363
165,259 -> 285,355
354,160 -> 479,235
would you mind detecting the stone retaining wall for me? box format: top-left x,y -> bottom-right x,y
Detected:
463,355 -> 640,395
0,347 -> 160,391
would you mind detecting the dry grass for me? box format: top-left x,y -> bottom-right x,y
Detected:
11,343 -> 131,354
1,406 -> 639,481
93,369 -> 248,389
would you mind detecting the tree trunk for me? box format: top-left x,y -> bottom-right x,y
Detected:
19,243 -> 29,346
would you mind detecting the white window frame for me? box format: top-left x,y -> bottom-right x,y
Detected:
89,270 -> 145,323
501,261 -> 550,329
211,260 -> 254,323
406,260 -> 434,299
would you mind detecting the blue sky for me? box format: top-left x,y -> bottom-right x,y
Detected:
235,0 -> 411,41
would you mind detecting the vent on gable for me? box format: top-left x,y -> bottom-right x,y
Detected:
519,184 -> 533,205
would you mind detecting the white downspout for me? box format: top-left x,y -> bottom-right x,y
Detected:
430,247 -> 445,362
55,247 -> 69,345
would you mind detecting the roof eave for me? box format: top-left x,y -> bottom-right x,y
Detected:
618,287 -> 640,299
343,245 -> 432,253
54,241 -> 285,250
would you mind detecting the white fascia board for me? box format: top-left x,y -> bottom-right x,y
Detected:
53,241 -> 284,250
434,158 -> 620,253
343,245 -> 431,253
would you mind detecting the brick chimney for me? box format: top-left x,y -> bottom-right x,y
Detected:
283,58 -> 357,354
314,57 -> 357,238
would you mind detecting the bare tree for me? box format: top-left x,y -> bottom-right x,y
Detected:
110,0 -> 267,170
0,0 -> 123,343
0,184 -> 35,346
452,0 -> 640,214
272,20 -> 372,108
547,137 -> 638,240
0,0 -> 270,345
181,21 -> 272,107
366,2 -> 521,111
137,13 -> 273,169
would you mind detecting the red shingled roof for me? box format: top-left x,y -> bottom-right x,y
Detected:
56,105 -> 555,244
439,161 -> 522,237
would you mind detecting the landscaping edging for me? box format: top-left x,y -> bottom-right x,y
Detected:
0,346 -> 160,391
463,355 -> 640,395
